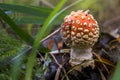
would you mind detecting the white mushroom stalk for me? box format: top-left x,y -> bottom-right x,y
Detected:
61,10 -> 99,71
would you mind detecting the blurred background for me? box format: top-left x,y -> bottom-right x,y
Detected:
0,0 -> 120,80
1,0 -> 120,36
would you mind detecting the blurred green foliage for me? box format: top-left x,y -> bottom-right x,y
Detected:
0,28 -> 21,63
0,28 -> 22,80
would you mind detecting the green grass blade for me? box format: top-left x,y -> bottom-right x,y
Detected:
0,9 -> 34,45
10,46 -> 32,80
15,16 -> 46,24
111,59 -> 120,80
15,16 -> 63,25
35,0 -> 83,46
50,0 -> 83,22
0,3 -> 52,17
25,0 -> 67,80
38,0 -> 83,37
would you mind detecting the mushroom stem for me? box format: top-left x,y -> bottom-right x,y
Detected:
69,47 -> 95,71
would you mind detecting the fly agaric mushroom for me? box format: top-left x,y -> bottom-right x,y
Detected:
61,10 -> 99,71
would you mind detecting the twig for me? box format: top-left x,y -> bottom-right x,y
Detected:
54,65 -> 62,80
50,53 -> 60,66
40,27 -> 61,43
37,51 -> 45,62
98,67 -> 106,80
41,0 -> 55,8
93,52 -> 110,73
50,52 -> 62,80
49,49 -> 70,54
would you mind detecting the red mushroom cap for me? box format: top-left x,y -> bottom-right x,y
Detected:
61,10 -> 99,48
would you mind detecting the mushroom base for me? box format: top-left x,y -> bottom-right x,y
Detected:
69,47 -> 95,71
